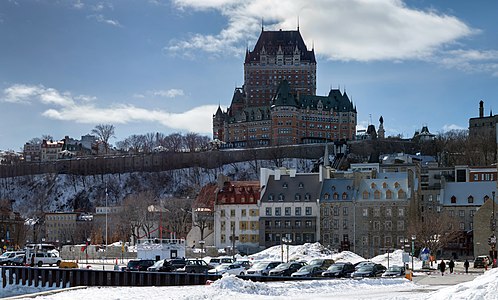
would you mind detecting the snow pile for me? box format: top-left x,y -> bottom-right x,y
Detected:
425,268 -> 498,300
209,274 -> 280,296
248,242 -> 333,262
331,251 -> 365,265
371,249 -> 422,269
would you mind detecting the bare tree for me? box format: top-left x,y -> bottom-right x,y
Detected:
119,192 -> 158,244
163,133 -> 184,152
408,209 -> 461,260
91,124 -> 115,154
161,197 -> 193,239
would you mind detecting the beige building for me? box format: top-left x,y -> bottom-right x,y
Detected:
473,195 -> 498,257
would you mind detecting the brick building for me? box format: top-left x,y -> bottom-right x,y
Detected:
213,27 -> 356,147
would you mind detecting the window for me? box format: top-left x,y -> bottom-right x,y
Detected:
275,207 -> 281,216
324,193 -> 330,200
385,221 -> 392,231
305,193 -> 311,201
295,194 -> 301,201
362,208 -> 368,217
448,210 -> 454,217
342,193 -> 348,200
230,209 -> 235,217
265,207 -> 272,216
333,193 -> 339,200
459,222 -> 465,230
459,210 -> 465,217
275,220 -> 281,228
468,196 -> 474,204
333,219 -> 339,229
397,220 -> 404,230
398,189 -> 406,199
374,190 -> 381,199
373,221 -> 380,231
374,207 -> 380,217
386,208 -> 392,217
298,182 -> 304,189
285,220 -> 291,228
221,210 -> 225,217
343,207 -> 348,216
283,182 -> 288,188
295,220 -> 302,228
278,194 -> 285,201
305,220 -> 312,228
305,207 -> 312,215
451,196 -> 456,204
268,194 -> 274,201
241,209 -> 246,217
342,219 -> 348,229
323,207 -> 330,216
470,210 -> 475,217
363,191 -> 369,199
285,207 -> 291,216
386,190 -> 392,199
333,207 -> 339,216
398,208 -> 404,217
295,207 -> 301,216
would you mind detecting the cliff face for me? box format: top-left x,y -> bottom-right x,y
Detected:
0,158 -> 313,217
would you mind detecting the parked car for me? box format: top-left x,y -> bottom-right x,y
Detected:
351,264 -> 387,278
177,259 -> 213,273
147,259 -> 176,272
233,259 -> 252,270
474,255 -> 491,268
206,257 -> 234,268
208,263 -> 246,275
246,261 -> 282,276
322,262 -> 355,278
169,258 -> 187,269
354,261 -> 376,270
307,258 -> 335,270
0,251 -> 25,265
11,254 -> 26,266
382,265 -> 406,277
291,265 -> 324,278
269,262 -> 307,276
30,252 -> 62,267
126,259 -> 155,271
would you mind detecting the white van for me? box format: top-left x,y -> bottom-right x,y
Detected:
30,252 -> 61,267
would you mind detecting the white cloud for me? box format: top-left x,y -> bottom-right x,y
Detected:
169,0 -> 474,62
151,89 -> 185,98
73,0 -> 84,9
88,14 -> 122,27
2,84 -> 213,135
437,49 -> 498,75
442,124 -> 466,131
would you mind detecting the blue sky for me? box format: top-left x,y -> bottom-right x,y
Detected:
1,0 -> 497,151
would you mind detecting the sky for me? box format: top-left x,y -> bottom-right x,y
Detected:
1,0 -> 498,151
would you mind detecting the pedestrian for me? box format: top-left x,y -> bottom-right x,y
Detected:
439,259 -> 446,276
449,259 -> 455,273
464,259 -> 469,274
484,257 -> 488,271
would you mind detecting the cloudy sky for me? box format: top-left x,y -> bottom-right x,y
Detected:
1,0 -> 497,151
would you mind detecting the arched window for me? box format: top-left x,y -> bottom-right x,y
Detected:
278,193 -> 285,201
298,182 -> 304,189
398,189 -> 406,199
283,182 -> 288,188
268,194 -> 274,201
386,190 -> 392,199
394,182 -> 400,188
371,183 -> 376,189
324,193 -> 330,200
342,192 -> 348,200
374,190 -> 381,199
363,191 -> 369,199
468,196 -> 474,203
333,192 -> 339,200
382,182 -> 387,189
451,196 -> 457,203
305,193 -> 311,201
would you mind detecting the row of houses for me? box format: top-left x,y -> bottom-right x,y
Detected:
23,135 -> 103,162
188,151 -> 498,259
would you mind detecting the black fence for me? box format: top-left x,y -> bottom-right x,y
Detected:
1,266 -> 329,289
1,266 -> 221,288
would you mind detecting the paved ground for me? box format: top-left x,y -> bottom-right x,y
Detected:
413,262 -> 486,287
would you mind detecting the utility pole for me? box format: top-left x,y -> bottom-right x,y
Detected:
232,222 -> 236,261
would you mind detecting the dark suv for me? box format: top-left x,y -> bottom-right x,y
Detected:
474,256 -> 491,268
269,262 -> 306,276
126,259 -> 155,271
178,259 -> 213,273
322,262 -> 355,278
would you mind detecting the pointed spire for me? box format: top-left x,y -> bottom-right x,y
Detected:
324,142 -> 330,167
261,17 -> 264,31
297,16 -> 300,31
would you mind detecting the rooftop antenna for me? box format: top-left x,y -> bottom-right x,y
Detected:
297,16 -> 300,31
369,114 -> 372,125
261,17 -> 264,31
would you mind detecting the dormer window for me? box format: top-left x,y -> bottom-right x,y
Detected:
305,193 -> 311,201
324,193 -> 330,200
278,194 -> 285,201
342,192 -> 348,200
331,186 -> 336,191
283,182 -> 288,188
468,196 -> 474,204
394,182 -> 400,188
333,193 -> 339,200
298,182 -> 304,189
295,194 -> 301,201
268,194 -> 274,201
382,182 -> 387,189
370,183 -> 376,189
451,196 -> 456,204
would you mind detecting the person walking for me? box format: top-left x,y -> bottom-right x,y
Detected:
464,259 -> 469,274
449,259 -> 455,274
439,259 -> 446,276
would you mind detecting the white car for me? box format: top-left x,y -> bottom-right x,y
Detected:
206,257 -> 234,268
208,263 -> 246,275
245,261 -> 282,276
30,252 -> 62,267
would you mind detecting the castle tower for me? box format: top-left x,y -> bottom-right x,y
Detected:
378,116 -> 385,139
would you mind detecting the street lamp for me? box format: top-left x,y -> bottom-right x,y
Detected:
411,235 -> 416,272
86,238 -> 90,265
281,236 -> 292,263
199,240 -> 205,259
